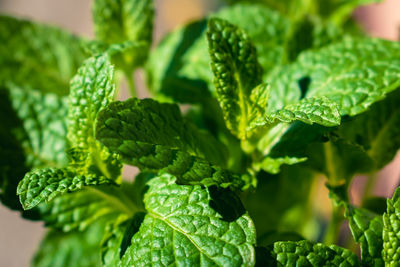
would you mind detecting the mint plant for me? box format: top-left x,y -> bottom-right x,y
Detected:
1,0 -> 400,266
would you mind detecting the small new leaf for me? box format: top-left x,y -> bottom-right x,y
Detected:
207,17 -> 264,139
17,167 -> 114,210
120,174 -> 256,266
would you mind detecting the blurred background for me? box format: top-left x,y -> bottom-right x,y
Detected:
0,0 -> 399,266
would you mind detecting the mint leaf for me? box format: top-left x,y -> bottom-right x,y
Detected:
0,15 -> 88,95
383,187 -> 400,265
92,0 -> 154,71
267,37 -> 400,117
0,86 -> 68,210
96,97 -> 243,188
255,97 -> 340,129
17,167 -> 114,210
207,18 -> 264,139
33,221 -> 105,267
38,189 -> 122,232
68,54 -> 121,179
336,89 -> 400,170
265,240 -> 361,266
101,212 -> 145,266
146,4 -> 290,103
120,174 -> 256,266
344,205 -> 384,266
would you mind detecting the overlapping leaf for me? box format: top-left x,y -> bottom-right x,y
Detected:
119,174 -> 256,266
17,167 -> 114,210
146,3 -> 290,103
96,97 -> 243,188
68,54 -> 121,179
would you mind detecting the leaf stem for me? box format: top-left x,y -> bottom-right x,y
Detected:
324,199 -> 344,245
125,71 -> 137,98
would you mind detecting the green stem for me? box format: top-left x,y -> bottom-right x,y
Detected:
362,172 -> 378,204
125,71 -> 137,98
324,199 -> 344,245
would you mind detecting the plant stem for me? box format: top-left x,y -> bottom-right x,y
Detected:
362,172 -> 378,204
125,71 -> 137,97
324,199 -> 344,245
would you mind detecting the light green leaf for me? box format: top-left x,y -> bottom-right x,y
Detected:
344,205 -> 384,266
38,188 -> 126,232
33,221 -> 105,267
96,97 -> 243,188
0,86 -> 68,210
267,37 -> 400,117
383,187 -> 400,265
17,167 -> 114,210
120,174 -> 256,266
256,156 -> 307,174
207,17 -> 264,139
92,0 -> 154,71
146,3 -> 290,103
264,240 -> 361,266
0,15 -> 88,95
254,97 -> 340,129
68,54 -> 121,179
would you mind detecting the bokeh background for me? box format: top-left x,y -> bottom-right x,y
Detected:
0,0 -> 399,266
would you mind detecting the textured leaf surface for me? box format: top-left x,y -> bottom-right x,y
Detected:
120,174 -> 256,266
68,54 -> 121,179
17,167 -> 114,210
0,87 -> 68,210
265,240 -> 361,266
345,205 -> 384,266
258,97 -> 340,128
96,98 -> 243,188
383,187 -> 400,265
33,221 -> 104,267
0,15 -> 88,95
267,37 -> 400,116
207,18 -> 263,138
146,3 -> 290,103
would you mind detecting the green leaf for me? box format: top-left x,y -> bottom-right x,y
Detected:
267,37 -> 400,117
92,0 -> 154,71
254,97 -> 341,129
96,97 -> 243,188
256,156 -> 307,174
17,167 -> 114,210
120,174 -> 256,266
146,3 -> 290,103
101,212 -> 145,266
335,89 -> 400,170
383,187 -> 400,265
33,221 -> 105,267
0,15 -> 89,95
38,188 -> 124,232
264,240 -> 361,266
207,17 -> 263,139
0,86 -> 68,210
93,0 -> 153,46
68,54 -> 121,179
344,205 -> 384,266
